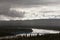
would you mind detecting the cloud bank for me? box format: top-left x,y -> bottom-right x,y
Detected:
10,5 -> 60,20
0,0 -> 60,21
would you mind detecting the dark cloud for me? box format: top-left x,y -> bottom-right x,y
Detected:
0,0 -> 60,5
0,11 -> 25,17
0,2 -> 24,17
0,0 -> 60,7
0,8 -> 25,17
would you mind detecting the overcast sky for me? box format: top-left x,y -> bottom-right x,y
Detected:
0,0 -> 60,21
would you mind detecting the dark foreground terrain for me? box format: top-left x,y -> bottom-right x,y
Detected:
0,29 -> 32,37
1,33 -> 60,40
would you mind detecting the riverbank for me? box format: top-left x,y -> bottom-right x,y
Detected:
0,29 -> 32,37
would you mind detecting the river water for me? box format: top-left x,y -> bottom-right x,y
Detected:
16,28 -> 60,36
0,28 -> 60,39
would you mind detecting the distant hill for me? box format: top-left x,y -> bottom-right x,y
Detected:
0,19 -> 60,30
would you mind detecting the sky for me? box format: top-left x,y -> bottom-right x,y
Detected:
0,0 -> 60,21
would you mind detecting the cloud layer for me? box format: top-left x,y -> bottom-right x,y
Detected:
0,0 -> 60,21
3,5 -> 60,20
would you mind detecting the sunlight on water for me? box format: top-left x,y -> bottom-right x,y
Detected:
32,28 -> 60,34
16,28 -> 60,37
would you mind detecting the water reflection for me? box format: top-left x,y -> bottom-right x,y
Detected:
16,28 -> 60,37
